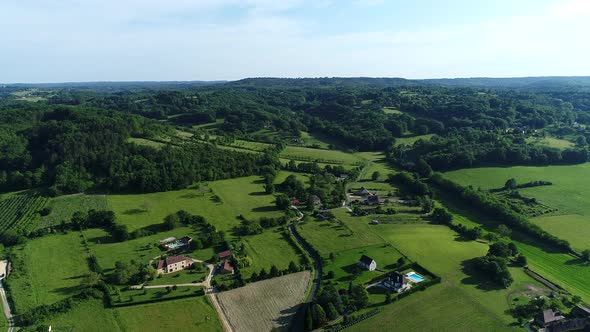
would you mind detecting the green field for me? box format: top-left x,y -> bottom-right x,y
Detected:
434,185 -> 590,302
444,163 -> 590,251
382,107 -> 402,114
36,194 -> 107,230
280,146 -> 363,165
348,224 -> 546,331
114,296 -> 222,332
393,134 -> 434,147
323,244 -> 403,286
108,176 -> 282,233
114,286 -> 204,306
34,299 -> 120,332
526,136 -> 574,149
147,268 -> 209,286
240,228 -> 304,278
82,226 -> 214,270
7,233 -> 91,313
297,210 -> 385,256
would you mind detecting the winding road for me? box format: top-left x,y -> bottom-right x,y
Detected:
0,261 -> 14,332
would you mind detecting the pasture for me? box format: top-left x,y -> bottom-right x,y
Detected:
296,211 -> 385,257
526,136 -> 574,149
360,223 -> 547,330
280,146 -> 363,165
107,176 -> 282,233
216,271 -> 311,332
34,299 -> 120,332
127,137 -> 166,149
7,233 -> 91,313
323,244 -> 403,286
444,163 -> 590,251
115,296 -> 222,332
240,228 -> 304,279
434,185 -> 590,302
393,134 -> 434,147
36,194 -> 107,231
382,107 -> 402,114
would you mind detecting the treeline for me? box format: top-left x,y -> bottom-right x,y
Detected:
430,173 -> 571,251
0,105 -> 272,194
471,242 -> 527,288
388,128 -> 589,171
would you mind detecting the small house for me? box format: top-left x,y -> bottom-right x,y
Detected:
218,250 -> 232,261
371,219 -> 379,225
156,255 -> 193,274
221,261 -> 234,274
535,309 -> 565,328
355,187 -> 371,197
383,272 -> 411,293
338,174 -> 349,181
311,195 -> 322,207
367,194 -> 380,205
358,255 -> 377,271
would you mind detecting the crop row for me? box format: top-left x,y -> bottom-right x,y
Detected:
0,192 -> 48,234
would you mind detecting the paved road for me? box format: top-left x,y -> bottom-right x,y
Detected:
0,261 -> 14,332
288,223 -> 321,303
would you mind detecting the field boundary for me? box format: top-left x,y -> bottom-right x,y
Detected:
523,267 -> 564,292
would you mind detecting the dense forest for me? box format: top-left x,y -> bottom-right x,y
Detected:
3,77 -> 590,193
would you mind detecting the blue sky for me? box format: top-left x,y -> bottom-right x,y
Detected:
1,0 -> 589,83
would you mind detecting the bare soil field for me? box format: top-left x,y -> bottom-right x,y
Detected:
216,271 -> 312,332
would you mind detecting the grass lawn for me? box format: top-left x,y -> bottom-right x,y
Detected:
393,134 -> 434,147
273,171 -> 310,185
363,224 -> 546,330
114,296 -> 222,332
297,211 -> 385,257
382,107 -> 403,114
83,227 -> 213,271
35,299 -> 120,332
526,136 -> 574,149
280,146 -> 364,165
35,194 -> 107,231
240,228 -> 304,278
127,137 -> 166,149
147,268 -> 208,286
227,139 -> 273,151
434,186 -> 590,302
114,286 -> 204,305
107,176 -> 282,234
444,164 -> 590,251
7,232 -> 91,313
323,244 -> 403,286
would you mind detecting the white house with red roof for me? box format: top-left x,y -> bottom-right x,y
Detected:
156,255 -> 193,274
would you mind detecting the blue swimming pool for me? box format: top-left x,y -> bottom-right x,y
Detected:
406,272 -> 424,282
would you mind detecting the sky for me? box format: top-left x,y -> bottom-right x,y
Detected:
1,0 -> 590,83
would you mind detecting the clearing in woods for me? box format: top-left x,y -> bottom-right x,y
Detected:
216,271 -> 311,332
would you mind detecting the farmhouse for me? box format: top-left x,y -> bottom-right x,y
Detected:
367,193 -> 380,205
535,309 -> 566,329
358,255 -> 377,271
156,255 -> 193,274
218,250 -> 233,261
221,261 -> 234,274
355,187 -> 371,197
311,195 -> 322,207
383,272 -> 411,293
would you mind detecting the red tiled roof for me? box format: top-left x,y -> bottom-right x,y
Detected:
165,255 -> 191,265
218,250 -> 232,259
157,260 -> 165,270
223,261 -> 234,272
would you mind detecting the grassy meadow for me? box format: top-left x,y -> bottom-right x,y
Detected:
36,194 -> 107,230
280,146 -> 364,165
240,228 -> 304,278
7,233 -> 91,313
34,299 -> 120,332
107,176 -> 282,233
444,163 -> 590,251
114,296 -> 223,332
